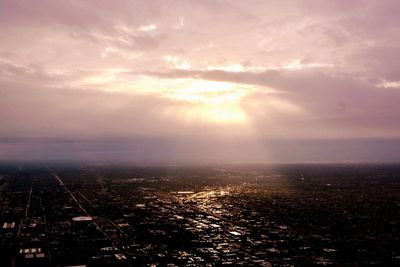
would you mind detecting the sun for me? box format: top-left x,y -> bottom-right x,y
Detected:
74,72 -> 260,124
183,102 -> 248,124
165,80 -> 255,124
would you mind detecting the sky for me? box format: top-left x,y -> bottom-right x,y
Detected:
1,0 -> 400,164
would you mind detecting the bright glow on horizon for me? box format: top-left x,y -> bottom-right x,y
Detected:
183,103 -> 248,124
73,73 -> 261,124
155,79 -> 258,124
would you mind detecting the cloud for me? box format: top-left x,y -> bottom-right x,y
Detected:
137,24 -> 157,32
1,0 -> 400,162
134,67 -> 400,138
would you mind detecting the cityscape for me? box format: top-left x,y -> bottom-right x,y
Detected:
1,163 -> 399,266
2,0 -> 400,266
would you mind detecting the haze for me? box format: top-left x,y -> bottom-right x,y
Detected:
1,0 -> 400,164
